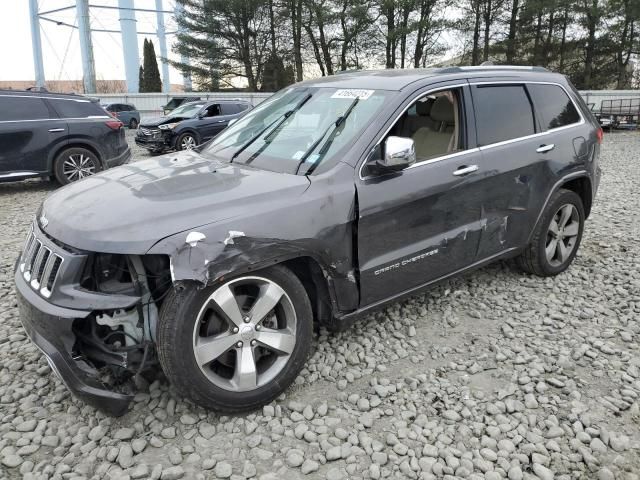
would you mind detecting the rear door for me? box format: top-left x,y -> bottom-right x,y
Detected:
469,81 -> 570,258
0,95 -> 61,175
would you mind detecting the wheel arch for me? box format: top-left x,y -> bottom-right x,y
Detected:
281,256 -> 337,328
560,175 -> 592,219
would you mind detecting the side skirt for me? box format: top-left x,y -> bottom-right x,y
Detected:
331,247 -> 521,331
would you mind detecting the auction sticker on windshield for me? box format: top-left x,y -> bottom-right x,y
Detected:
331,89 -> 374,100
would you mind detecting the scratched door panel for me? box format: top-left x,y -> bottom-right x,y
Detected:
357,150 -> 485,306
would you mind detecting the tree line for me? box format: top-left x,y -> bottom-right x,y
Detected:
171,0 -> 639,92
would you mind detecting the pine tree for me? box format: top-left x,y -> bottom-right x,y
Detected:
142,38 -> 162,92
138,65 -> 145,93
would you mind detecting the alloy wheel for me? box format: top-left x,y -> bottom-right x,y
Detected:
62,153 -> 97,182
181,135 -> 197,150
192,276 -> 297,392
545,203 -> 580,267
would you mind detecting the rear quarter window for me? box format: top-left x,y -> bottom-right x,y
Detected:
48,98 -> 107,118
472,85 -> 536,146
527,84 -> 581,130
0,96 -> 51,121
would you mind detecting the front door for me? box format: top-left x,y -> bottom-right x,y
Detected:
198,104 -> 227,141
357,84 -> 488,306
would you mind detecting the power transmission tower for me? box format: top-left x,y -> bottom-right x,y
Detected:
28,0 -> 189,93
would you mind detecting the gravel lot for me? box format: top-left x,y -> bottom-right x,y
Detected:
1,130 -> 639,480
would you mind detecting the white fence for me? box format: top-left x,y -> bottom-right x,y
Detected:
97,89 -> 639,119
97,92 -> 273,119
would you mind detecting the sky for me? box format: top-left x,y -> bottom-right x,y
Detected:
0,0 -> 182,85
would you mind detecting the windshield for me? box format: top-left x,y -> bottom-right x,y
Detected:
202,87 -> 391,174
169,102 -> 204,117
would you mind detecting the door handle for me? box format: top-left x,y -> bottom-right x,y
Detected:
48,128 -> 65,133
216,120 -> 225,123
536,143 -> 555,153
452,165 -> 478,176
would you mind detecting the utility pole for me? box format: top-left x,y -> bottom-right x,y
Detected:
75,0 -> 97,93
155,0 -> 171,93
29,0 -> 46,89
174,2 -> 192,91
118,0 -> 140,93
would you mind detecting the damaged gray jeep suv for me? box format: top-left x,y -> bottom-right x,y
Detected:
16,66 -> 602,416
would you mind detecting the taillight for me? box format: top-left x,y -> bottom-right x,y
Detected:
596,127 -> 603,144
105,120 -> 123,130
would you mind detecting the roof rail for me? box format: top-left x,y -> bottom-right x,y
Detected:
439,65 -> 550,73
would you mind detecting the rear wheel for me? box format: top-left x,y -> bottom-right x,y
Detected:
53,147 -> 101,185
157,265 -> 313,412
517,188 -> 585,276
129,118 -> 138,129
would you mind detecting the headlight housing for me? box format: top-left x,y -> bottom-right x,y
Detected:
159,122 -> 180,130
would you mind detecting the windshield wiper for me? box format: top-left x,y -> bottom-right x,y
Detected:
295,97 -> 360,175
231,92 -> 312,163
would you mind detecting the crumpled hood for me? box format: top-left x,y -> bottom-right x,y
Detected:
140,116 -> 190,127
40,151 -> 310,253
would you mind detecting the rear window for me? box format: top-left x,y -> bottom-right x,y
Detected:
0,96 -> 51,121
528,84 -> 581,130
472,85 -> 536,146
48,98 -> 107,118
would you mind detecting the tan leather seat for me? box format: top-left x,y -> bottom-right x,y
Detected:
412,96 -> 455,159
403,99 -> 437,136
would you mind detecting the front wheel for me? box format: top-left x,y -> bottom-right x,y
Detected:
176,132 -> 198,151
157,265 -> 313,412
517,188 -> 585,276
53,147 -> 101,185
129,118 -> 138,129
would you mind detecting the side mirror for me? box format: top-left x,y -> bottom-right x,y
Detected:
376,136 -> 416,172
197,112 -> 204,119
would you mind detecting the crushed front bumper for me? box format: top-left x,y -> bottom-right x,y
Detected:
15,270 -> 134,416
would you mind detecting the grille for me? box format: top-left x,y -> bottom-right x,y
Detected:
19,227 -> 64,298
139,127 -> 161,138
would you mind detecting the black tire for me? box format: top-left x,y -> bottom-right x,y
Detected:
157,265 -> 313,412
53,147 -> 101,185
517,188 -> 585,277
129,118 -> 138,129
175,132 -> 198,151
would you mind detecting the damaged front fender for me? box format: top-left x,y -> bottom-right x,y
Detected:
147,163 -> 360,314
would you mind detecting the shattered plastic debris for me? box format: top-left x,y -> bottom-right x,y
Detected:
185,231 -> 206,247
223,230 -> 245,246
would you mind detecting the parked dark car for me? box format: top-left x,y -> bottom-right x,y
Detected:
15,67 -> 601,416
0,90 -> 130,184
162,96 -> 202,115
102,102 -> 141,129
135,99 -> 252,153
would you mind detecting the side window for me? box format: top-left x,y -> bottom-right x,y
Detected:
0,96 -> 50,121
387,88 -> 464,161
222,103 -> 240,115
527,84 -> 581,130
49,99 -> 107,118
472,85 -> 535,146
204,104 -> 221,117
